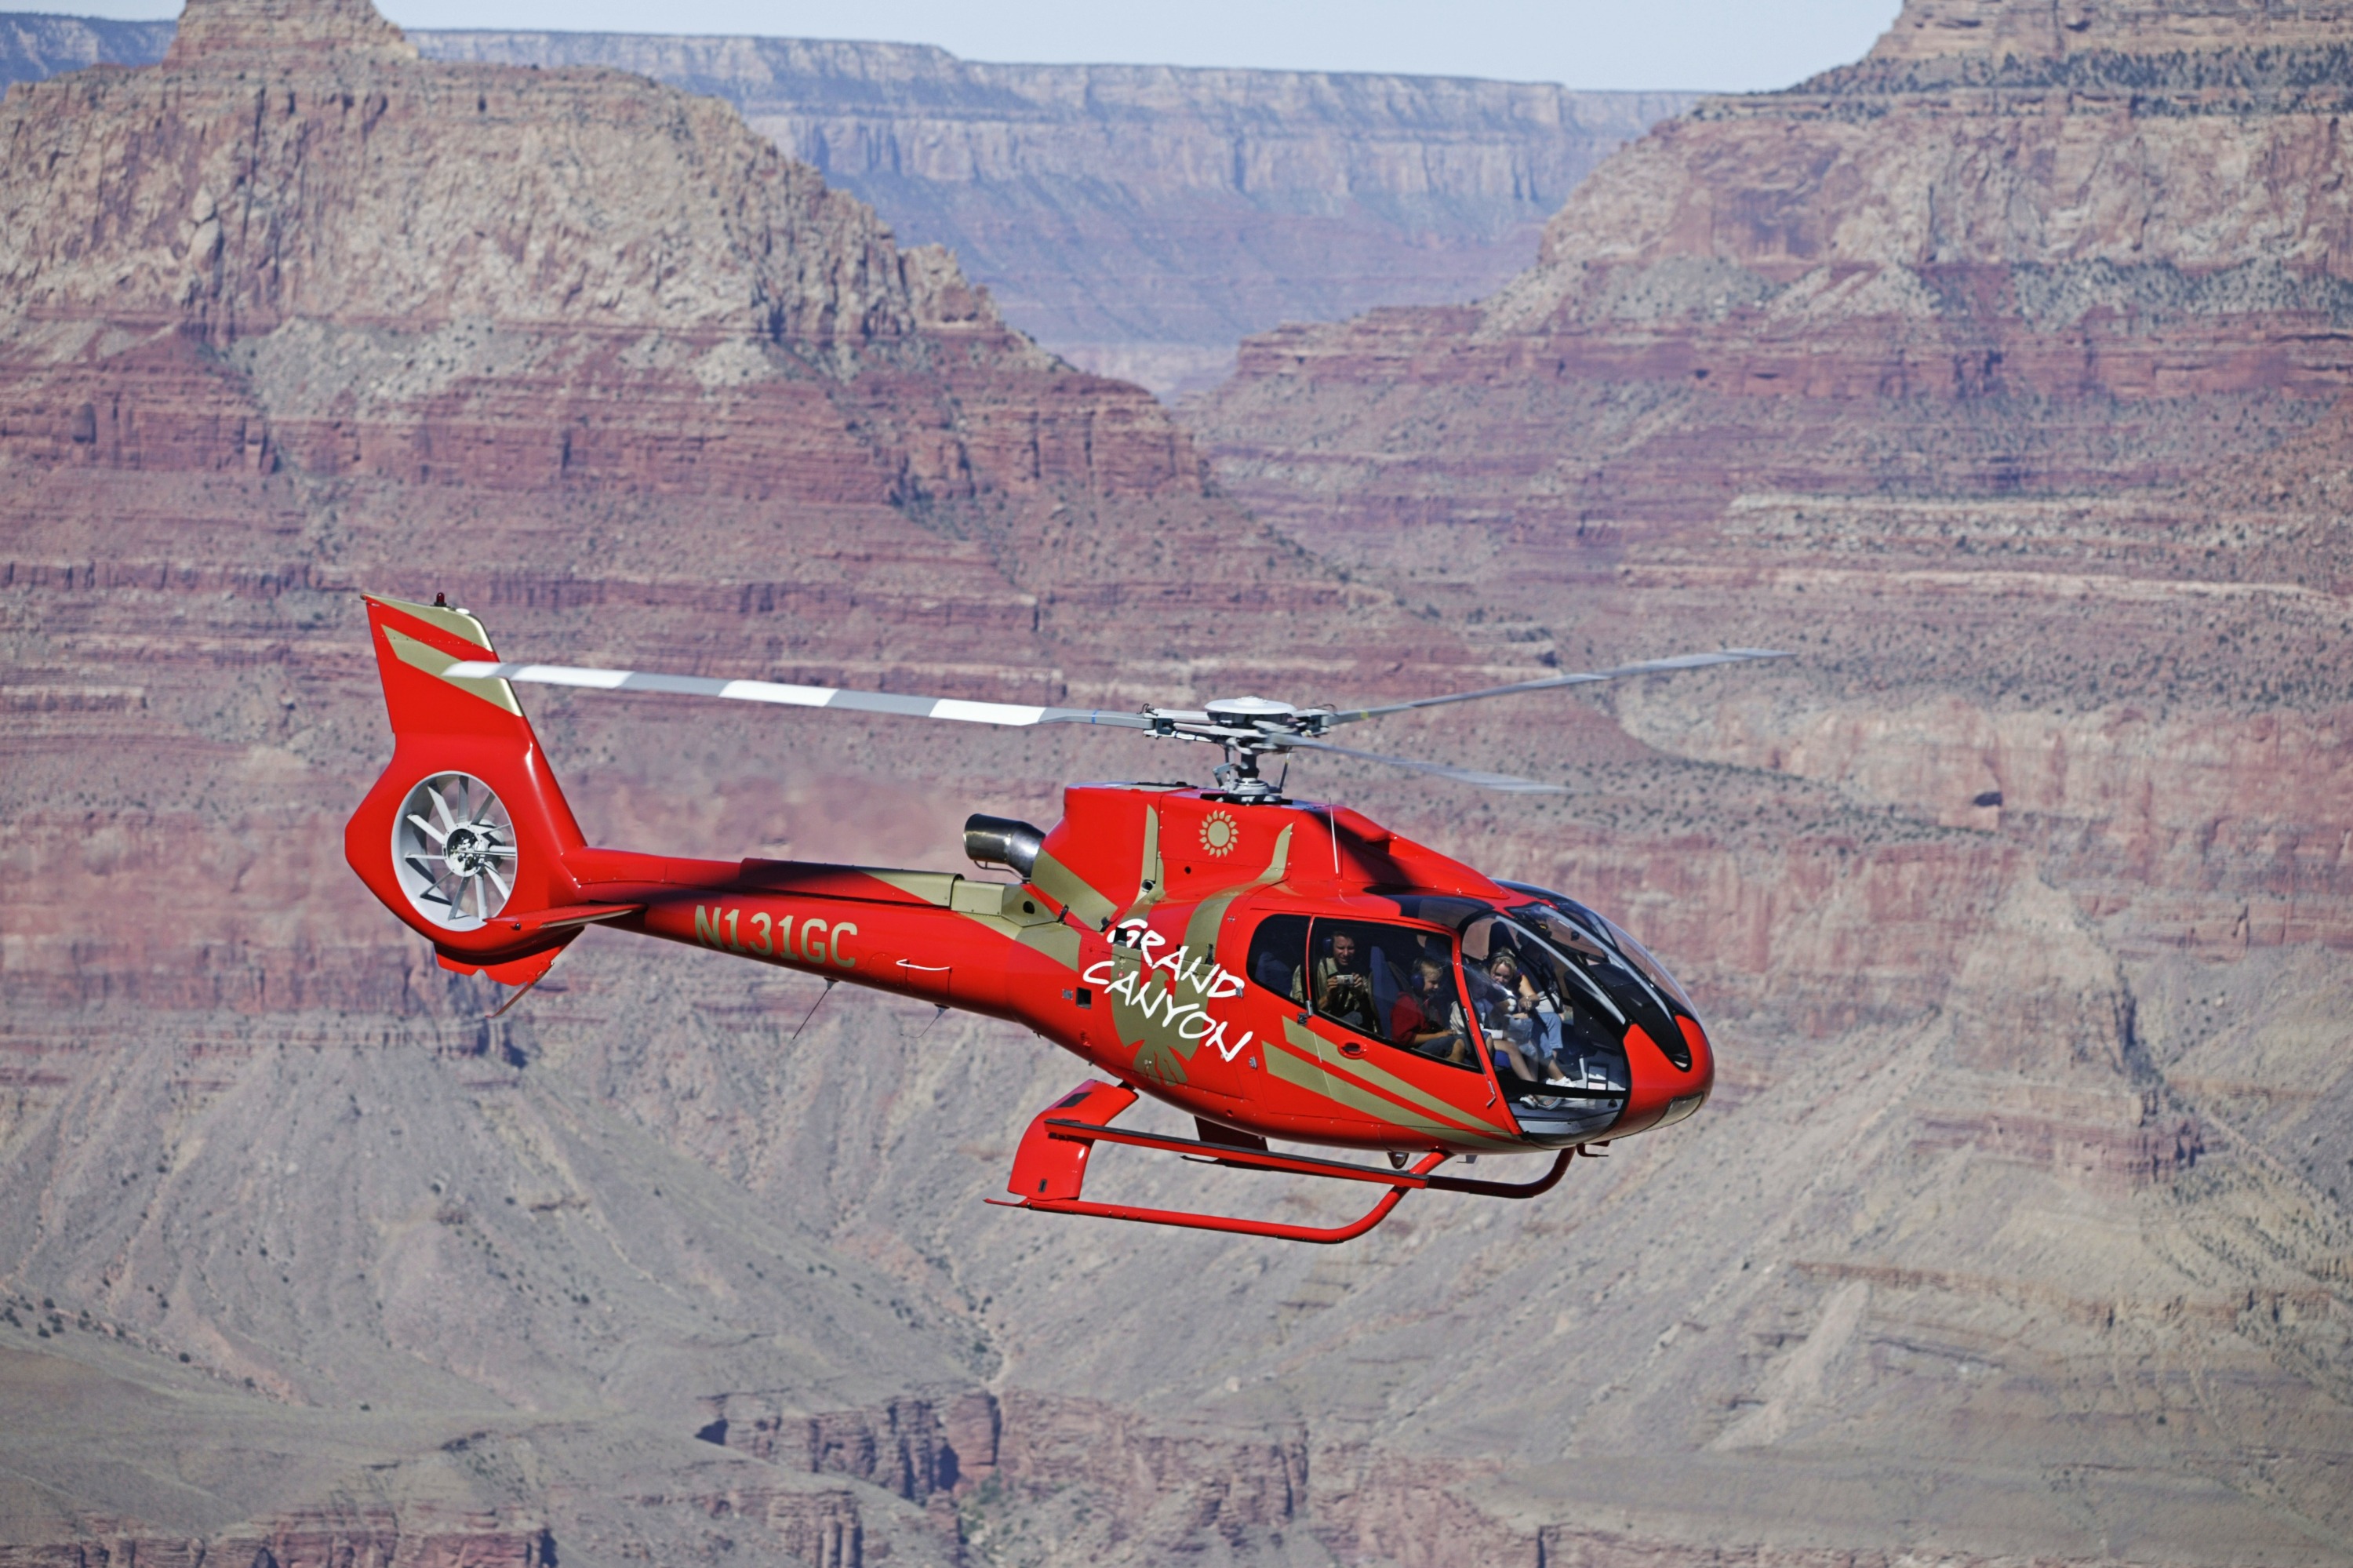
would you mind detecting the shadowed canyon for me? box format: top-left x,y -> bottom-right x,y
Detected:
2,0 -> 2350,1564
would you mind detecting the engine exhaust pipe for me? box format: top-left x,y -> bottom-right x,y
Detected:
964,813 -> 1046,879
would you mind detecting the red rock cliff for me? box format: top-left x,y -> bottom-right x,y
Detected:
1180,1 -> 2353,1552
0,0 -> 1202,505
1195,0 -> 2353,970
4,1 -> 2351,1564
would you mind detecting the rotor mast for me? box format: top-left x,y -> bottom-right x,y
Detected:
1187,696 -> 1311,801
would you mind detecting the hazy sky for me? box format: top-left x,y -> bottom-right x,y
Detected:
69,0 -> 1905,91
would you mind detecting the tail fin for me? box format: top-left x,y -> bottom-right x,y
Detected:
347,594 -> 590,974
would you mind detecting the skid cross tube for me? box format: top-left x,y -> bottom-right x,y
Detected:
1050,1119 -> 1579,1199
1045,1119 -> 1434,1186
1427,1148 -> 1578,1199
1013,1184 -> 1426,1244
991,1146 -> 1450,1244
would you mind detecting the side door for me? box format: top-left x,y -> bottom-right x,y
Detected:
1284,916 -> 1518,1148
1229,910 -> 1351,1135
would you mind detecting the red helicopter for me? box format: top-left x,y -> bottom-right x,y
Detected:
347,594 -> 1781,1243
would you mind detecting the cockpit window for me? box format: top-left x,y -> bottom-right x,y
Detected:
1461,915 -> 1630,1141
1500,880 -> 1699,1017
1593,911 -> 1697,1017
1497,883 -> 1696,1071
1244,914 -> 1309,1002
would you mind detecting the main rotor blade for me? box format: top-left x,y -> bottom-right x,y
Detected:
441,660 -> 1157,731
1276,735 -> 1566,794
1325,649 -> 1788,726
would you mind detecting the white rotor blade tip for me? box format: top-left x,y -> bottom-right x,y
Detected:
717,678 -> 837,707
931,700 -> 1048,726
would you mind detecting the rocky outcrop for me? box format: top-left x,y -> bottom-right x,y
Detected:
0,0 -> 1208,509
696,1388 -> 1313,1560
1192,0 -> 2353,969
0,13 -> 1690,396
0,1508 -> 554,1568
5,1 -> 2352,1565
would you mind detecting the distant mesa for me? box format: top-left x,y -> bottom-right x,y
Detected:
162,0 -> 414,66
1867,0 -> 2353,59
0,7 -> 1696,397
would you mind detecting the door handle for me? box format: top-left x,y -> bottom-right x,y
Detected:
1339,1041 -> 1366,1058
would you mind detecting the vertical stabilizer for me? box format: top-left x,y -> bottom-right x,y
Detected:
346,594 -> 590,971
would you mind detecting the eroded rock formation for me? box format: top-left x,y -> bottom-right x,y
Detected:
0,11 -> 1693,397
1194,0 -> 2353,982
3,0 -> 2350,1563
1178,0 -> 2353,1550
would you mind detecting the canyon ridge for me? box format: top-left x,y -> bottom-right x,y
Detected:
2,0 -> 2350,1565
0,9 -> 1693,395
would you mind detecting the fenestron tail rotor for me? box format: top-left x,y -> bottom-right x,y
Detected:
392,772 -> 518,930
443,649 -> 1788,798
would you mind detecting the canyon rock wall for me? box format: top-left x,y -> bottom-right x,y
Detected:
0,12 -> 1692,396
425,35 -> 1693,395
4,0 -> 2351,1565
1180,0 -> 2353,1552
1193,0 -> 2353,977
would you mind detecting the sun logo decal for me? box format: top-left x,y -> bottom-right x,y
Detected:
1198,809 -> 1239,858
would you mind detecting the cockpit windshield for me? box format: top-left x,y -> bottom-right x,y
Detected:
1499,882 -> 1696,1012
1497,884 -> 1696,1071
1460,915 -> 1628,1144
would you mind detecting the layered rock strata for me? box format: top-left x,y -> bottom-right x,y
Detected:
1194,0 -> 2353,969
422,35 -> 1693,395
1180,0 -> 2353,1551
0,11 -> 1693,396
5,0 -> 2352,1564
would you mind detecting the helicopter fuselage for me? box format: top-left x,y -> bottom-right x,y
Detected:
484,784 -> 1713,1159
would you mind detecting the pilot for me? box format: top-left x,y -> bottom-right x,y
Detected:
1293,927 -> 1378,1035
1391,955 -> 1471,1064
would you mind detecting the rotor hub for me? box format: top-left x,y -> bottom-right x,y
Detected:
1202,695 -> 1299,731
1210,761 -> 1286,802
391,771 -> 518,930
443,824 -> 499,879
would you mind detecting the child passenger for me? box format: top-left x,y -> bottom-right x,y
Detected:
1391,954 -> 1471,1064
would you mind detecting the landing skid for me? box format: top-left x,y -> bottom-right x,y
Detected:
985,1079 -> 1580,1244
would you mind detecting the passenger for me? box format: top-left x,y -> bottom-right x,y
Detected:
1480,951 -> 1552,1084
1391,955 -> 1471,1064
1293,927 -> 1379,1035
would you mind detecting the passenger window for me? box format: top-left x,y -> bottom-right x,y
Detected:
1244,914 -> 1308,1002
1304,919 -> 1478,1071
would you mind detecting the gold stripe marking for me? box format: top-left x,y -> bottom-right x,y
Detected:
384,627 -> 522,715
368,592 -> 496,648
1031,849 -> 1116,931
